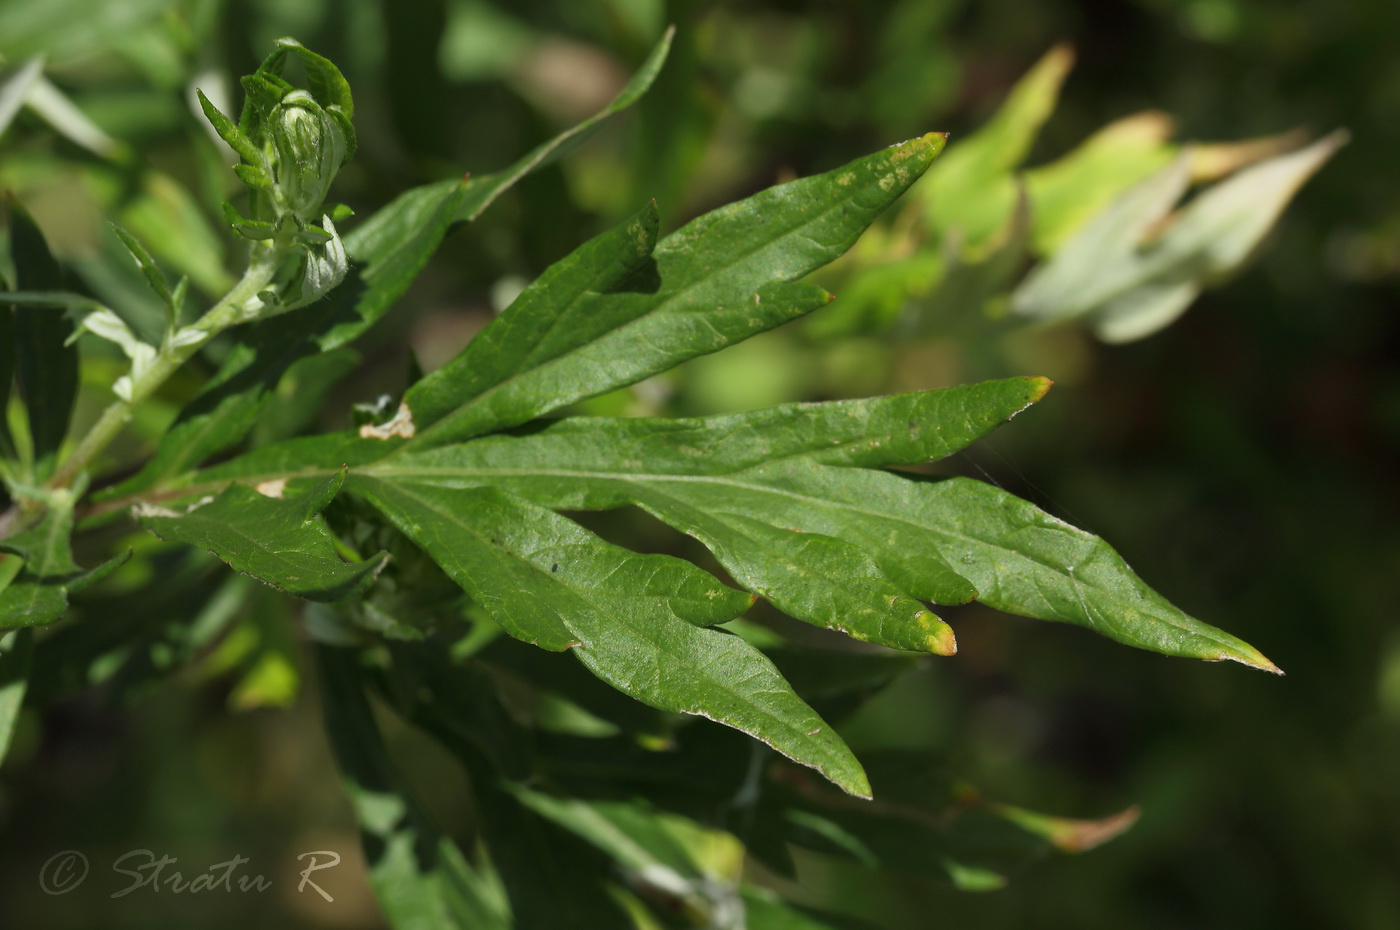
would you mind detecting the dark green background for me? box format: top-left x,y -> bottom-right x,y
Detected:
1,0 -> 1396,926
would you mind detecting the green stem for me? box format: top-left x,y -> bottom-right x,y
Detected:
47,255 -> 281,492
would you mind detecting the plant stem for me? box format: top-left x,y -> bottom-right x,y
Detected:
47,255 -> 281,491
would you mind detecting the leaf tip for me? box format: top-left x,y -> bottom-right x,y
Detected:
1048,804 -> 1139,853
1045,42 -> 1078,73
1028,376 -> 1054,403
1213,640 -> 1283,675
920,131 -> 951,159
1237,652 -> 1285,675
917,611 -> 957,656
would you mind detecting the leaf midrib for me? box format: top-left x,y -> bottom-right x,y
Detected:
359,461 -> 1213,641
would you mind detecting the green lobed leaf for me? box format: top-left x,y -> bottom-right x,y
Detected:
350,376 -> 1275,672
349,478 -> 872,797
186,378 -> 1044,651
136,468 -> 388,602
406,131 -> 950,449
359,379 -> 1050,651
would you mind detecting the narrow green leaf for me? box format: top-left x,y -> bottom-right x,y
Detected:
406,201 -> 661,432
195,88 -> 262,167
108,222 -> 173,312
118,171 -> 234,298
6,198 -> 77,473
351,479 -> 871,797
451,24 -> 676,228
23,72 -> 125,160
405,377 -> 1048,476
0,629 -> 33,765
408,132 -> 950,449
0,290 -> 106,313
137,468 -> 389,602
327,178 -> 472,350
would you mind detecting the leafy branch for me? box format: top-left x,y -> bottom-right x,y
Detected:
0,31 -> 1293,928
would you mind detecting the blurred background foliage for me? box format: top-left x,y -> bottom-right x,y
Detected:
1,0 -> 1397,927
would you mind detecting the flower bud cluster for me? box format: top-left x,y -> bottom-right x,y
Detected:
195,39 -> 357,316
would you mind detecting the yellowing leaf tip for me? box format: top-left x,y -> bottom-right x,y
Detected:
923,131 -> 950,158
1230,651 -> 1284,676
917,611 -> 957,656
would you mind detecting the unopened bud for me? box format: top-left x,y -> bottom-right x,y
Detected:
271,90 -> 349,219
